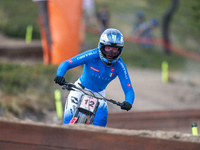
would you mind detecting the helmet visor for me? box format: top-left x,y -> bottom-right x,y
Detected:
102,46 -> 120,59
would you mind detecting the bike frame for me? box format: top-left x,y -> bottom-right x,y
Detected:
62,82 -> 122,124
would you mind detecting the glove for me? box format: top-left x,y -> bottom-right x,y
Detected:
54,76 -> 65,85
121,101 -> 132,111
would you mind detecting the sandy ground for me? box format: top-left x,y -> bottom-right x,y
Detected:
106,68 -> 200,112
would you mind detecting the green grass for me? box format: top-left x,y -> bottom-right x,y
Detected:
0,0 -> 40,39
0,63 -> 56,94
0,63 -> 77,120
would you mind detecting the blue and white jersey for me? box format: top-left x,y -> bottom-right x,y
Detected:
56,48 -> 135,104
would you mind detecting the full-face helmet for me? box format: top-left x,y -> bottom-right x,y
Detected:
98,28 -> 124,66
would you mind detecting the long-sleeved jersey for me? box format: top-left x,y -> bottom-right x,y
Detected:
56,48 -> 135,104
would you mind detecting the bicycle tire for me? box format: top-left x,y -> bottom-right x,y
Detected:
77,114 -> 87,124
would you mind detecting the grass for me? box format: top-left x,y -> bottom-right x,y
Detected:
0,0 -> 40,39
0,62 -> 77,120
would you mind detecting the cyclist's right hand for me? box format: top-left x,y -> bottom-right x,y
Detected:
54,76 -> 65,85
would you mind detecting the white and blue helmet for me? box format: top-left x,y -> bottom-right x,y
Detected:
98,28 -> 124,66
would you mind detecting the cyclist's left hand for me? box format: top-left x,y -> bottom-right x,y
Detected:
121,101 -> 132,111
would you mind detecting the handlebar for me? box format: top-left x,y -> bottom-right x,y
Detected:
62,82 -> 122,107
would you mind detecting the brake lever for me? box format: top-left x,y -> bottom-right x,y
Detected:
62,85 -> 75,91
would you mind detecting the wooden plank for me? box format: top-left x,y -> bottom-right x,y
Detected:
107,109 -> 200,132
0,118 -> 199,150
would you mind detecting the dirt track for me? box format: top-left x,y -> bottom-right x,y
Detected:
0,33 -> 200,149
106,67 -> 200,112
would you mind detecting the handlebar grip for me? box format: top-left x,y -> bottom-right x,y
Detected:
63,82 -> 75,91
64,82 -> 70,85
109,99 -> 122,106
116,102 -> 122,106
64,82 -> 74,87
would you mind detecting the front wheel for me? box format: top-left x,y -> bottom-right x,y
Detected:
77,114 -> 87,124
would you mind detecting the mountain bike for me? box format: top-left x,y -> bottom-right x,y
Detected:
62,82 -> 122,125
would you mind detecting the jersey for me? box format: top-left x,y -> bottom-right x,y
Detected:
56,48 -> 135,105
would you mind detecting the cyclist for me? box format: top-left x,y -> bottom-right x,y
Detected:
54,28 -> 135,127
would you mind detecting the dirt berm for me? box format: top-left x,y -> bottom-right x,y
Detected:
0,118 -> 200,150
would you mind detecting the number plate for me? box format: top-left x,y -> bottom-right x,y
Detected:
80,95 -> 98,112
